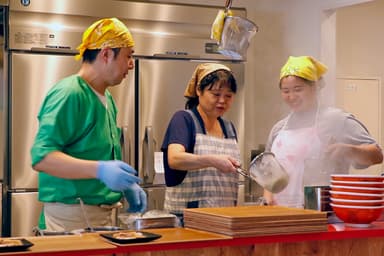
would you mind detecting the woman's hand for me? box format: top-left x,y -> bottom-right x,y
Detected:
168,143 -> 240,173
209,155 -> 240,173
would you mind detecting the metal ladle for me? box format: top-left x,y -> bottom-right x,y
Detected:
77,197 -> 94,232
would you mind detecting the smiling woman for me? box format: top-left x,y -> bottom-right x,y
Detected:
279,77 -> 318,113
263,55 -> 383,208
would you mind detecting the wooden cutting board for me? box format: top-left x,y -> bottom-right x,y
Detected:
184,205 -> 328,237
184,205 -> 326,219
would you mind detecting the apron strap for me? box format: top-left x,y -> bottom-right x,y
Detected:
185,109 -> 237,139
185,109 -> 203,133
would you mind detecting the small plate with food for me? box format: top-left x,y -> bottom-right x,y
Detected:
0,238 -> 33,252
100,231 -> 161,244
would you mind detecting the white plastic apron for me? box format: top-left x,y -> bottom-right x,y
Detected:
271,110 -> 323,208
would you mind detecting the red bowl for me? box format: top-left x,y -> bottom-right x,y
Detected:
331,180 -> 384,188
331,174 -> 384,182
330,197 -> 384,206
330,185 -> 384,194
330,203 -> 384,227
330,191 -> 384,200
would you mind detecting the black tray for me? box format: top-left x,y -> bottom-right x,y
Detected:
100,231 -> 161,244
0,238 -> 33,252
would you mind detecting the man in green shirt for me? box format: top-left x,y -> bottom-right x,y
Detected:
31,17 -> 147,232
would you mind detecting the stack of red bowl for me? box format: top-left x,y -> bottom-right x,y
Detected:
330,174 -> 384,227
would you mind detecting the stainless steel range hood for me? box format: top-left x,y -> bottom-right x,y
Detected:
8,0 -> 246,60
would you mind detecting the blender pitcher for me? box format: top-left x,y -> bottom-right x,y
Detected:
211,0 -> 258,60
218,16 -> 258,59
237,152 -> 289,193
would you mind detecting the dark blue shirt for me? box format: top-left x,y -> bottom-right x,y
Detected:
161,107 -> 237,186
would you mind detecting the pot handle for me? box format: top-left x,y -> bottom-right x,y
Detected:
236,166 -> 251,179
142,126 -> 155,184
251,151 -> 275,165
120,125 -> 131,164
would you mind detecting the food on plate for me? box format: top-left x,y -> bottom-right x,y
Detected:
0,239 -> 22,247
142,210 -> 176,218
112,231 -> 145,240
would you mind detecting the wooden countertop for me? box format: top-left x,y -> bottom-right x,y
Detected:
2,222 -> 384,255
0,228 -> 231,256
7,233 -> 115,255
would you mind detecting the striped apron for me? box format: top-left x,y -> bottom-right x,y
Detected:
164,110 -> 240,215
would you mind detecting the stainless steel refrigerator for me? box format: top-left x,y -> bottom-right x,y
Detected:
1,0 -> 246,236
4,52 -> 81,237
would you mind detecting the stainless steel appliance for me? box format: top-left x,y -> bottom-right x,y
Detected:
304,186 -> 332,212
0,0 -> 246,236
0,7 -> 4,236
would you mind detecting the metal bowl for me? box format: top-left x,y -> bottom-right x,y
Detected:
134,216 -> 177,230
118,211 -> 179,230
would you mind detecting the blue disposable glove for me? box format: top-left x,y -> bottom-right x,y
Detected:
97,160 -> 141,192
124,183 -> 147,213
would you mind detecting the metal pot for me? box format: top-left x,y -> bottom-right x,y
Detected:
304,186 -> 332,212
118,211 -> 179,230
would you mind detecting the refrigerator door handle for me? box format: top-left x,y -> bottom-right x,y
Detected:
120,125 -> 131,165
142,126 -> 155,184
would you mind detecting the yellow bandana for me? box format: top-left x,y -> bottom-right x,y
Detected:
279,56 -> 328,81
75,17 -> 134,60
184,63 -> 231,98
